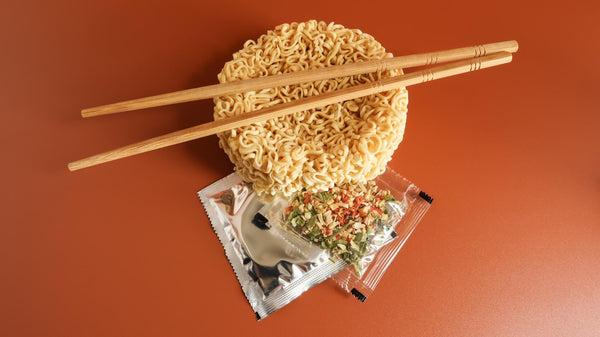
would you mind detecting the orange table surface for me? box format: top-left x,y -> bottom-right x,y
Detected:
2,1 -> 599,336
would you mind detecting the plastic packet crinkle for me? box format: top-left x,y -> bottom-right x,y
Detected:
198,174 -> 346,320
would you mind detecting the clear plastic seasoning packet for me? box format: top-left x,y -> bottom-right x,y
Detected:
327,168 -> 433,302
198,174 -> 346,320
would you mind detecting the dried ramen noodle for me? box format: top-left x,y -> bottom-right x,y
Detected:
214,20 -> 408,196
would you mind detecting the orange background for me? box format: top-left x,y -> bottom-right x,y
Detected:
2,1 -> 599,336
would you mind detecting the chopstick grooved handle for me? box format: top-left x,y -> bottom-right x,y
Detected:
474,45 -> 486,57
469,59 -> 481,71
421,70 -> 435,83
426,53 -> 439,66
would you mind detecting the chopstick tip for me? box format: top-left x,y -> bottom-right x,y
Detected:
81,108 -> 93,118
67,161 -> 80,172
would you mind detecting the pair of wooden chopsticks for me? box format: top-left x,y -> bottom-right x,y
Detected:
68,40 -> 518,171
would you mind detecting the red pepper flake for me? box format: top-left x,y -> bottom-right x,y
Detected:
303,192 -> 312,204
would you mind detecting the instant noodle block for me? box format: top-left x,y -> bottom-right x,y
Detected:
214,20 -> 408,197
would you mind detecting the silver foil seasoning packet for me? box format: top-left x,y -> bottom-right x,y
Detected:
198,173 -> 345,320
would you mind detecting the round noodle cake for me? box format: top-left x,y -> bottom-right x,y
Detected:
213,20 -> 408,197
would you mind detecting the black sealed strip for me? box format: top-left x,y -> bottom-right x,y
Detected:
418,191 -> 434,204
252,212 -> 271,230
351,288 -> 367,302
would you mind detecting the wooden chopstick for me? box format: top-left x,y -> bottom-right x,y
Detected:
68,52 -> 513,171
81,40 -> 518,118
